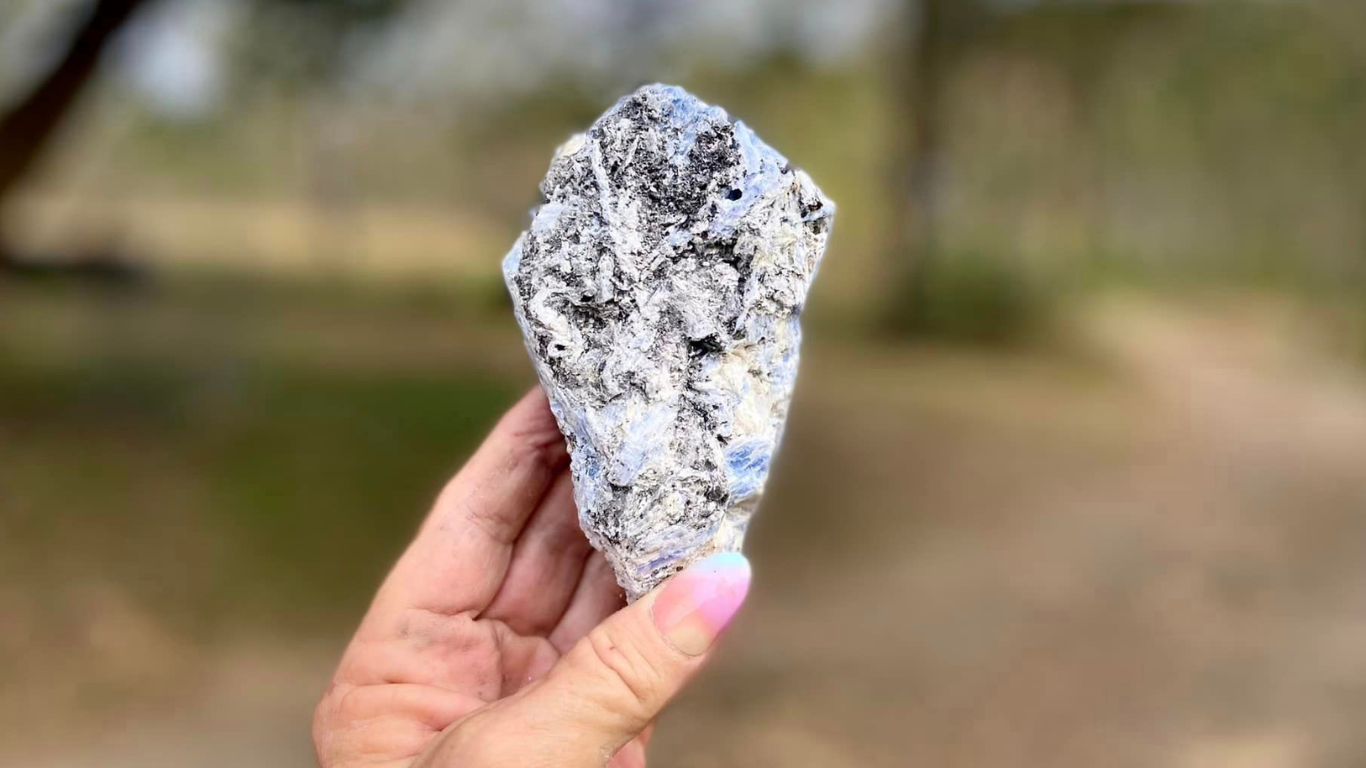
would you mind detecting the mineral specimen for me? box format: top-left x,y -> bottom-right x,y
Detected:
503,84 -> 833,600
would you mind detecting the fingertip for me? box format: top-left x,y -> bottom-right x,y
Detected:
651,552 -> 752,657
496,387 -> 562,443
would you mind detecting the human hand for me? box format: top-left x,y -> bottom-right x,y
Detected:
312,388 -> 752,768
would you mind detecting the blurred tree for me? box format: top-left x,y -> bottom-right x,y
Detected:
890,0 -> 944,304
231,0 -> 410,92
0,0 -> 148,275
0,0 -> 414,277
884,0 -> 1006,338
884,0 -> 1191,343
0,0 -> 147,210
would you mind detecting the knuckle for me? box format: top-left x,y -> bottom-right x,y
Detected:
324,684 -> 356,721
499,399 -> 570,476
578,624 -> 668,715
431,713 -> 511,767
461,501 -> 515,544
504,427 -> 568,480
311,684 -> 347,766
398,607 -> 482,646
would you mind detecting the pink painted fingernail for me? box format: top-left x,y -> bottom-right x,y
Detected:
652,552 -> 752,656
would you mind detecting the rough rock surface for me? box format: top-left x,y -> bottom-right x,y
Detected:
503,84 -> 833,600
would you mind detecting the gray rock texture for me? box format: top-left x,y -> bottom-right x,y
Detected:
503,84 -> 833,600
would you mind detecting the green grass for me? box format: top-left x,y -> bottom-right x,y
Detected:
883,250 -> 1054,346
206,367 -> 515,625
0,280 -> 524,636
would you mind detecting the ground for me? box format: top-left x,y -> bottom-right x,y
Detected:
3,283 -> 1365,767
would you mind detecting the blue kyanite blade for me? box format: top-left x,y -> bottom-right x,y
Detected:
503,84 -> 834,600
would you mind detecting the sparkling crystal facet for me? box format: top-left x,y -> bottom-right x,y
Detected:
503,84 -> 834,599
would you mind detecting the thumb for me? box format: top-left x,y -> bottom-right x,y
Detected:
492,552 -> 751,765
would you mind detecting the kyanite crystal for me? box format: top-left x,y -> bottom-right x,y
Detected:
503,84 -> 834,599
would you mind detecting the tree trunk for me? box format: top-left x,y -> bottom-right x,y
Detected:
886,0 -> 947,323
906,0 -> 944,307
0,0 -> 148,207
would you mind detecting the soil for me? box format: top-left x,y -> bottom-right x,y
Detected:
6,295 -> 1366,768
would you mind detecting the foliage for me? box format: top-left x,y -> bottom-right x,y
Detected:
230,0 -> 413,89
884,249 -> 1049,345
0,278 -> 523,634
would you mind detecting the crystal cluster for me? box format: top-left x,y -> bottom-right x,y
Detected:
503,84 -> 833,599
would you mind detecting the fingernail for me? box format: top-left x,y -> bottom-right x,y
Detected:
652,552 -> 751,656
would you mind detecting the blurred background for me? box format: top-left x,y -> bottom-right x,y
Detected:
3,0 -> 1366,765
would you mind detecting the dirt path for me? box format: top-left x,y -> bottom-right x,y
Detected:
10,297 -> 1366,768
656,297 -> 1366,768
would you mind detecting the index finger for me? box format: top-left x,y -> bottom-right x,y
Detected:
367,387 -> 569,626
